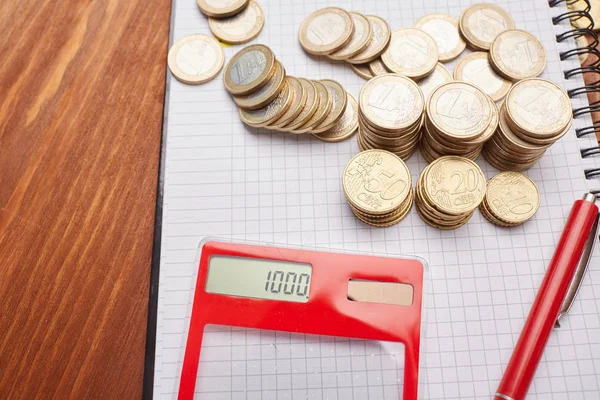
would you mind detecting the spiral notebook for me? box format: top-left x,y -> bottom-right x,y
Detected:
145,0 -> 600,399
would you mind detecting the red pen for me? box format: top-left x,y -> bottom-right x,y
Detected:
495,193 -> 600,400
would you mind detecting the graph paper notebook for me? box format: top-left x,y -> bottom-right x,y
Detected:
145,0 -> 600,399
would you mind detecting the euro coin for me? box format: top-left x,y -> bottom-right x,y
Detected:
197,0 -> 249,18
299,7 -> 354,55
369,58 -> 391,76
168,34 -> 225,84
482,171 -> 540,226
271,76 -> 306,129
382,28 -> 438,79
414,13 -> 466,62
460,3 -> 515,50
351,63 -> 374,79
224,44 -> 276,95
232,60 -> 285,110
293,80 -> 332,133
283,79 -> 318,131
312,80 -> 347,133
453,52 -> 511,102
329,12 -> 372,60
238,81 -> 292,127
208,0 -> 264,44
313,93 -> 358,142
348,16 -> 391,64
417,63 -> 453,102
490,29 -> 547,81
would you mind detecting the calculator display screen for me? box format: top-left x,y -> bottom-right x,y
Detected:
205,256 -> 312,303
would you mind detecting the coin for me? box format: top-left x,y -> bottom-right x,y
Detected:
283,79 -> 318,131
453,52 -> 511,102
483,172 -> 540,225
312,80 -> 347,133
232,61 -> 285,110
197,0 -> 249,18
427,81 -> 492,141
567,0 -> 600,30
504,78 -> 572,139
369,58 -> 390,76
423,156 -> 486,215
313,93 -> 358,142
299,7 -> 354,55
381,28 -> 439,79
359,74 -> 424,132
343,150 -> 412,215
238,81 -> 291,127
351,63 -> 374,79
168,34 -> 225,85
460,3 -> 515,50
271,76 -> 306,129
414,13 -> 466,62
224,44 -> 276,95
490,29 -> 547,81
329,12 -> 372,60
208,0 -> 264,45
294,81 -> 332,133
417,63 -> 453,102
348,16 -> 391,64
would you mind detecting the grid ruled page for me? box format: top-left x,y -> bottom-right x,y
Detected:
155,0 -> 600,399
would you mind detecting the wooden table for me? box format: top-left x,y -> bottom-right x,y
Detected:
0,1 -> 598,398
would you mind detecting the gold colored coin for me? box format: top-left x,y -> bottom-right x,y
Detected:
348,16 -> 391,64
283,79 -> 318,131
414,13 -> 466,62
484,172 -> 540,225
351,63 -> 374,80
504,78 -> 572,139
423,156 -> 486,215
329,12 -> 372,60
427,81 -> 492,141
197,0 -> 249,18
359,74 -> 424,132
381,28 -> 439,79
369,58 -> 390,76
299,7 -> 354,55
567,0 -> 600,31
417,63 -> 453,102
459,3 -> 515,50
490,29 -> 547,81
224,44 -> 276,95
208,0 -> 264,45
238,81 -> 291,127
343,150 -> 412,215
453,52 -> 511,102
312,80 -> 347,134
294,81 -> 332,133
271,76 -> 306,129
232,61 -> 285,110
313,93 -> 358,142
167,34 -> 225,85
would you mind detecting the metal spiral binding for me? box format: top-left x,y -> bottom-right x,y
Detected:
550,0 -> 600,180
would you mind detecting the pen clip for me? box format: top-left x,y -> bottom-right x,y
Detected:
555,211 -> 600,328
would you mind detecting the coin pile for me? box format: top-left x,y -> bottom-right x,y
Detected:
357,74 -> 424,160
224,45 -> 358,142
483,78 -> 573,171
198,0 -> 265,45
415,156 -> 486,230
167,34 -> 225,85
459,3 -> 516,51
480,172 -> 540,227
420,82 -> 497,163
342,150 -> 414,227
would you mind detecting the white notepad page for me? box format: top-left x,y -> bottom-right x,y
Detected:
155,0 -> 600,398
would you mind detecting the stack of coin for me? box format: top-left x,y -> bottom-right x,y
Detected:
198,0 -> 265,44
480,172 -> 540,227
342,150 -> 414,227
357,74 -> 424,160
483,78 -> 573,171
420,81 -> 497,163
459,3 -> 515,51
415,156 -> 486,230
489,29 -> 547,81
224,44 -> 357,142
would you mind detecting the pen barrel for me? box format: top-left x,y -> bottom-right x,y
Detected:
495,199 -> 599,400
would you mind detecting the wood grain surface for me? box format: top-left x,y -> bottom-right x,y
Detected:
0,1 -> 171,399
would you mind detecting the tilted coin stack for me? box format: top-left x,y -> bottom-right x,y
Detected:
224,44 -> 358,142
415,156 -> 487,230
480,172 -> 541,227
420,81 -> 497,163
483,78 -> 573,171
357,74 -> 425,161
342,150 -> 414,227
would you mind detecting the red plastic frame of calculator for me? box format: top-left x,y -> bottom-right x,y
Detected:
178,241 -> 425,400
